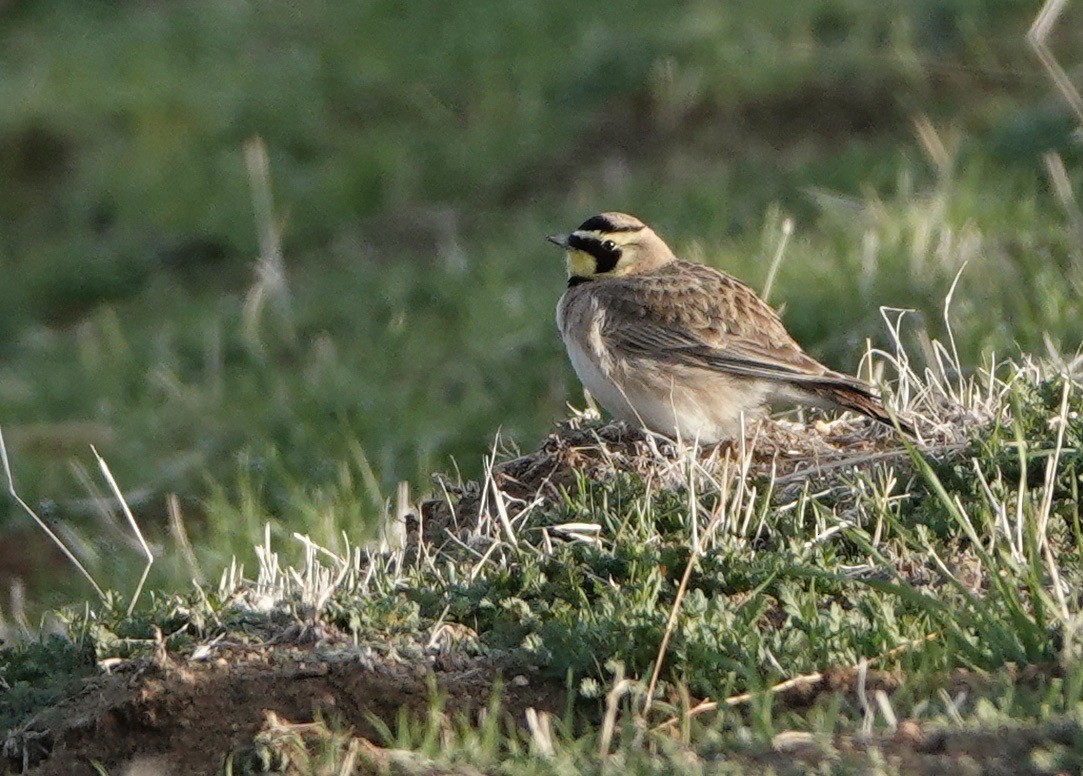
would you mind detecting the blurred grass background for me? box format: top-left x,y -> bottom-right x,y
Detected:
1,0 -> 1082,609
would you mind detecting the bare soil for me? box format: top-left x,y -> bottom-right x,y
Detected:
14,651 -> 1070,775
7,646 -> 564,776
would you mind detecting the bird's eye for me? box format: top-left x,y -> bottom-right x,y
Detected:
602,239 -> 617,252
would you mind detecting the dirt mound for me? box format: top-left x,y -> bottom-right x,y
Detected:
417,414 -> 958,552
6,646 -> 563,775
7,415 -> 973,775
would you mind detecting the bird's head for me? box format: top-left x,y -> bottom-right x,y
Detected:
547,212 -> 676,284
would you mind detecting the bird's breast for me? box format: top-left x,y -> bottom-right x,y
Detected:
557,291 -> 637,421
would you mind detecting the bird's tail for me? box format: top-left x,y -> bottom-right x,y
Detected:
809,377 -> 916,437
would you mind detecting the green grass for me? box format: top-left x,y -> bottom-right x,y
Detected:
4,1 -> 1083,771
3,1 -> 1083,608
6,359 -> 1083,773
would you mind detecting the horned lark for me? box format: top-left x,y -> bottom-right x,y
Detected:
549,212 -> 912,443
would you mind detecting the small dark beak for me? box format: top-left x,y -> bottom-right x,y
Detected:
546,234 -> 570,249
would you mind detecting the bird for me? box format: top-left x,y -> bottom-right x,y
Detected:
548,212 -> 913,443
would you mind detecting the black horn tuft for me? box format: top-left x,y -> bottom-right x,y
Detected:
577,212 -> 645,233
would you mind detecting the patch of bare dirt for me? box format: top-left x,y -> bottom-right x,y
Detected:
6,647 -> 564,776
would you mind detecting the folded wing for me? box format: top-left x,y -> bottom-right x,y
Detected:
598,262 -> 863,386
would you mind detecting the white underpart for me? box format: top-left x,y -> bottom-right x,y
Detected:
564,326 -> 641,424
559,297 -> 772,443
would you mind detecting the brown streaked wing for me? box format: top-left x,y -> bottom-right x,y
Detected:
596,261 -> 842,384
